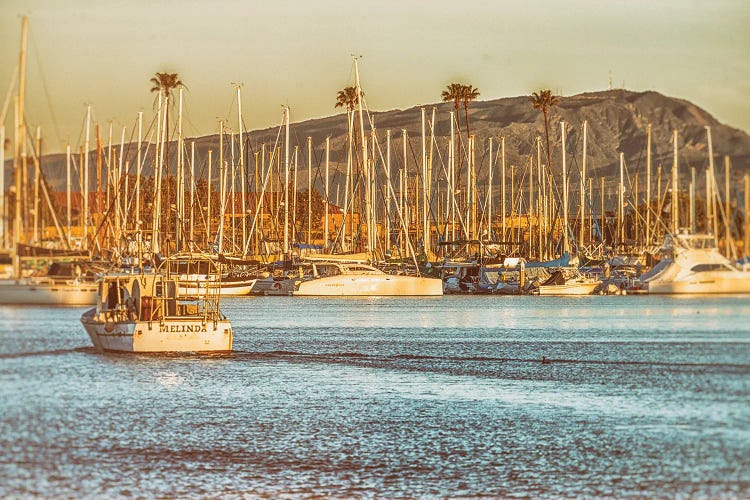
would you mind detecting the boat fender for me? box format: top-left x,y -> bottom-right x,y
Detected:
273,282 -> 281,290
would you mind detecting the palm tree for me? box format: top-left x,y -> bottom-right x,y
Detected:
149,72 -> 184,245
461,84 -> 480,138
441,83 -> 464,136
530,89 -> 560,168
335,86 -> 362,112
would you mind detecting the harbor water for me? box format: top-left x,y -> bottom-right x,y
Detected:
1,295 -> 749,498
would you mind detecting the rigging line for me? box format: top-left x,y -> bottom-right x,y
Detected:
29,28 -> 64,151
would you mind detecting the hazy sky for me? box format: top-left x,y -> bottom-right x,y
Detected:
1,0 -> 748,153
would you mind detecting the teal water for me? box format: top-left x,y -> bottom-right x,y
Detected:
1,295 -> 749,498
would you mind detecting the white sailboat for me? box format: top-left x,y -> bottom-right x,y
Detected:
170,252 -> 256,296
81,255 -> 233,353
0,261 -> 97,305
643,233 -> 750,294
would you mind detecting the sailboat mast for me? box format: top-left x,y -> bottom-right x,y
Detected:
0,126 -> 4,248
237,87 -> 247,249
136,111 -> 142,235
690,167 -> 696,234
80,107 -> 90,249
561,121 -> 569,255
449,113 -> 455,241
646,124 -> 651,245
307,136 -> 312,245
724,155 -> 731,246
207,149 -> 212,247
353,59 -> 368,253
14,18 -> 28,256
618,152 -> 624,245
324,137 -> 329,248
32,127 -> 40,244
283,106 -> 290,255
672,130 -> 679,234
501,136 -> 506,243
579,120 -> 587,250
190,141 -> 195,244
218,120 -> 224,254
488,137 -> 493,240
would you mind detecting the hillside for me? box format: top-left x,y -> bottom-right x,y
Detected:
13,89 -> 750,193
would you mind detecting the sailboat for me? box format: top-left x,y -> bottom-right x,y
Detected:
642,233 -> 750,294
0,17 -> 98,306
81,253 -> 233,353
170,252 -> 257,296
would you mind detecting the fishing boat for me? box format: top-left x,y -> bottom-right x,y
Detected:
80,255 -> 232,353
170,252 -> 256,296
291,261 -> 443,296
535,267 -> 601,296
642,233 -> 750,294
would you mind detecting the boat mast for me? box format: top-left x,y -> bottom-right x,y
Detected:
561,121 -> 569,255
238,86 -> 246,250
176,87 -> 184,251
385,130 -> 390,253
579,120 -> 587,250
136,111 -> 142,236
672,130 -> 679,234
618,152 -> 624,245
83,106 -> 91,250
324,137 -> 329,249
307,136 -> 312,245
421,107 -> 427,254
353,58 -> 368,254
724,155 -> 731,248
645,124 -> 651,245
283,106 -> 290,255
706,126 -> 718,238
488,137 -> 493,240
501,136 -> 506,244
218,120 -> 224,254
293,145 -> 299,245
206,149 -> 212,248
537,137 -> 542,259
690,167 -> 696,234
190,140 -> 195,244
449,113 -> 455,241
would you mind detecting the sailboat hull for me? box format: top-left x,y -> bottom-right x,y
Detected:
0,280 -> 98,305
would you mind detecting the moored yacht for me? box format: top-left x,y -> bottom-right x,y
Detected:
535,267 -> 601,296
642,233 -> 750,294
291,261 -> 443,296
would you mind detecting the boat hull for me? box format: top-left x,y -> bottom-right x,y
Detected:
177,278 -> 256,297
0,280 -> 98,305
537,282 -> 600,296
293,275 -> 443,296
648,273 -> 750,294
81,308 -> 233,353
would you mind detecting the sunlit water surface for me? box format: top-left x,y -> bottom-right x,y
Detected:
1,295 -> 749,498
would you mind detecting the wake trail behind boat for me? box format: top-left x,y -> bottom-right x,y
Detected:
230,350 -> 750,371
